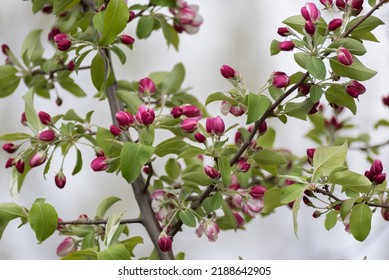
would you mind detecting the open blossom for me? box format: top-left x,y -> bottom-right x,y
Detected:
196,220 -> 220,242
170,0 -> 203,34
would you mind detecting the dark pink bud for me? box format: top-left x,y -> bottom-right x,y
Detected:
345,80 -> 366,98
138,77 -> 155,95
277,27 -> 292,37
120,35 -> 135,45
171,106 -> 183,118
41,5 -> 53,14
15,160 -> 25,173
57,218 -> 65,231
220,64 -> 237,79
2,143 -> 18,154
364,170 -> 374,181
54,33 -> 72,51
382,95 -> 389,107
142,166 -> 151,175
233,212 -> 245,228
194,132 -> 206,143
67,60 -> 75,71
325,116 -> 342,130
374,173 -> 386,185
21,112 -> 27,126
115,111 -> 135,127
370,159 -> 383,176
235,131 -> 243,146
55,172 -> 66,189
306,148 -> 316,159
135,105 -> 155,126
350,0 -> 364,15
48,27 -> 61,42
180,118 -> 198,133
182,105 -> 201,118
90,156 -> 109,172
304,20 -> 316,35
249,185 -> 267,198
109,124 -> 122,137
303,196 -> 313,206
381,207 -> 389,222
56,237 -> 77,257
1,44 -> 10,55
206,116 -> 225,136
128,10 -> 136,22
272,71 -> 290,88
5,158 -> 15,168
38,130 -> 56,142
229,105 -> 246,117
158,233 -> 172,252
336,0 -> 347,10
258,121 -> 267,135
337,47 -> 353,66
298,84 -> 311,95
308,102 -> 320,115
29,151 -> 47,167
95,149 -> 105,157
328,18 -> 342,31
301,2 -> 321,22
237,158 -> 250,173
38,111 -> 52,125
279,41 -> 295,51
320,0 -> 334,7
204,165 -> 220,179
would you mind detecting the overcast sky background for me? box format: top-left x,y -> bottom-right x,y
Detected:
0,0 -> 389,259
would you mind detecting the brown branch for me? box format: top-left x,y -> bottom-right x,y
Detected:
58,218 -> 142,226
357,139 -> 389,152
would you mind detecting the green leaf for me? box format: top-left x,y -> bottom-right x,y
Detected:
178,147 -> 204,159
284,98 -> 314,120
155,137 -> 187,157
72,148 -> 83,176
205,92 -> 237,106
253,149 -> 287,166
0,65 -> 21,98
217,200 -> 237,230
294,52 -> 310,69
325,85 -> 357,115
32,0 -> 47,13
247,94 -> 271,124
104,213 -> 123,247
23,89 -> 43,131
262,188 -> 283,214
53,0 -> 81,16
327,38 -> 367,56
90,53 -> 105,91
350,204 -> 372,242
165,158 -> 181,180
58,77 -> 87,97
218,156 -> 231,187
270,39 -> 281,56
283,15 -> 327,35
324,211 -> 338,231
329,57 -> 377,81
309,85 -> 323,103
96,196 -> 121,219
347,16 -> 384,35
62,249 -> 97,260
0,202 -> 27,238
0,132 -> 30,141
150,0 -> 176,7
340,198 -> 356,220
63,109 -> 84,123
116,90 -> 143,115
157,17 -> 179,50
182,172 -> 212,186
308,57 -> 326,80
20,29 -> 44,66
110,45 -> 127,65
280,184 -> 305,204
28,200 -> 58,242
292,194 -> 303,238
120,142 -> 154,184
136,16 -> 155,39
257,127 -> 276,148
329,170 -> 372,193
161,63 -> 185,94
312,142 -> 348,182
122,236 -> 144,257
368,0 -> 377,7
97,244 -> 131,260
179,210 -> 197,228
211,192 -> 223,211
99,0 -> 129,45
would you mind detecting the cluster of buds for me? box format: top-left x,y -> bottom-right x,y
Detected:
171,104 -> 201,133
336,0 -> 364,16
231,185 -> 266,217
301,2 -> 321,35
169,0 -> 203,34
196,220 -> 220,242
364,159 -> 386,185
110,110 -> 135,136
220,101 -> 246,117
54,33 -> 72,51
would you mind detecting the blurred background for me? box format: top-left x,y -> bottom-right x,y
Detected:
0,0 -> 388,259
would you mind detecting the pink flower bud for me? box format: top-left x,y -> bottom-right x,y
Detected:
320,0 -> 334,7
181,118 -> 198,133
57,218 -> 65,231
304,20 -> 316,35
370,159 -> 383,176
230,105 -> 246,117
328,18 -> 342,31
55,172 -> 66,189
54,33 -> 72,51
48,27 -> 61,42
5,158 -> 14,168
277,27 -> 292,37
38,111 -> 52,125
301,2 -> 321,22
182,105 -> 201,118
272,71 -> 290,88
95,149 -> 105,157
279,41 -> 295,51
220,65 -> 237,79
345,80 -> 366,98
171,106 -> 183,118
336,0 -> 347,10
15,159 -> 25,174
364,170 -> 374,181
120,35 -> 135,45
41,5 -> 53,14
337,47 -> 353,66
90,156 -> 109,172
2,143 -> 18,154
138,77 -> 155,95
306,148 -> 316,164
204,165 -> 220,179
38,130 -> 56,142
56,237 -> 77,257
116,111 -> 135,127
135,105 -> 155,126
220,101 -> 232,116
206,116 -> 225,136
1,44 -> 10,55
158,232 -> 172,252
298,84 -> 311,95
21,112 -> 27,126
381,207 -> 389,222
308,102 -> 320,114
374,173 -> 386,185
235,131 -> 243,146
258,121 -> 267,135
249,185 -> 267,198
110,124 -> 122,137
171,2 -> 203,34
67,60 -> 75,71
128,10 -> 136,22
382,95 -> 389,107
194,132 -> 206,143
233,212 -> 245,228
29,151 -> 47,168
237,158 -> 250,173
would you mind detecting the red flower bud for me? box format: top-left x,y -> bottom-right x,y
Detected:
345,80 -> 366,98
194,132 -> 206,143
312,210 -> 321,218
115,111 -> 135,127
308,102 -> 320,114
38,111 -> 52,125
249,185 -> 267,198
204,165 -> 220,179
277,27 -> 292,37
67,60 -> 75,71
158,233 -> 172,252
171,106 -> 183,118
370,159 -> 383,176
337,47 -> 353,66
382,95 -> 389,107
91,156 -> 109,172
364,170 -> 374,181
54,33 -> 72,51
21,112 -> 27,126
48,27 -> 61,42
128,10 -> 136,22
235,131 -> 243,146
206,116 -> 225,136
374,173 -> 386,185
30,151 -> 47,167
320,0 -> 334,7
55,172 -> 66,189
138,77 -> 155,95
1,44 -> 10,55
279,41 -> 295,51
233,212 -> 245,228
336,0 -> 347,10
258,121 -> 267,135
5,158 -> 15,168
38,130 -> 56,142
237,158 -> 250,173
381,207 -> 389,222
15,159 -> 25,174
328,18 -> 342,31
135,105 -> 155,126
220,64 -> 237,79
306,148 -> 316,159
2,143 -> 18,154
304,20 -> 316,35
180,118 -> 198,133
298,84 -> 311,95
303,196 -> 313,206
56,237 -> 77,257
301,2 -> 321,22
272,71 -> 290,88
120,35 -> 135,45
109,124 -> 122,137
182,105 -> 201,118
41,5 -> 53,14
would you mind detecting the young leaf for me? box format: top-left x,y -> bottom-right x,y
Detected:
347,16 -> 384,34
327,38 -> 366,56
155,138 -> 187,157
58,77 -> 87,97
0,202 -> 27,238
325,85 -> 357,115
136,16 -> 155,39
72,148 -> 83,176
150,0 -> 176,7
182,172 -> 212,186
307,56 -> 326,80
0,132 -> 31,141
294,52 -> 310,69
205,92 -> 237,106
99,0 -> 129,46
253,149 -> 287,166
104,213 -> 123,247
211,192 -> 223,211
179,210 -> 197,228
324,211 -> 337,231
329,57 -> 377,81
350,204 -> 372,242
28,200 -> 58,242
329,170 -> 372,193
165,158 -> 181,180
340,198 -> 357,220
247,94 -> 271,124
292,194 -> 303,238
62,249 -> 98,260
90,53 -> 105,91
53,0 -> 81,16
95,196 -> 121,219
262,188 -> 283,214
116,90 -> 143,115
280,184 -> 305,204
178,147 -> 204,159
309,85 -> 322,103
0,66 -> 21,98
161,63 -> 185,94
97,244 -> 131,260
122,236 -> 144,257
218,156 -> 231,187
284,99 -> 314,120
81,232 -> 96,250
20,29 -> 44,66
23,89 -> 43,131
270,39 -> 281,56
216,200 -> 237,230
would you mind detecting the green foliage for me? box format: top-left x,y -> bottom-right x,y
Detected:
247,94 -> 271,124
99,0 -> 129,46
218,156 -> 231,187
350,204 -> 372,242
28,199 -> 58,243
0,66 -> 21,98
95,196 -> 122,219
